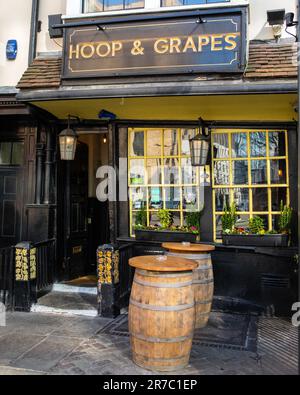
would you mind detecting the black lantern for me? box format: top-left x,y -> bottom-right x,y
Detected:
189,118 -> 211,167
59,116 -> 78,160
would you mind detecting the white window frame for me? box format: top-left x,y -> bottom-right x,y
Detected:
64,0 -> 249,19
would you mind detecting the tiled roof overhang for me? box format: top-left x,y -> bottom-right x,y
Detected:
16,42 -> 298,101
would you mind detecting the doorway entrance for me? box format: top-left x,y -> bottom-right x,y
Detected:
58,131 -> 109,282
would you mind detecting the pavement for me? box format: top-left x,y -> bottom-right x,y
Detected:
0,312 -> 298,375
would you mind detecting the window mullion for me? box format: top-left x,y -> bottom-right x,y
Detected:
161,129 -> 165,210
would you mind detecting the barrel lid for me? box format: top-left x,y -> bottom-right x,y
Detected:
162,242 -> 215,253
129,255 -> 197,272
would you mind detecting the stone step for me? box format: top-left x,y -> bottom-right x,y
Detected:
52,283 -> 97,295
31,304 -> 98,318
31,291 -> 98,318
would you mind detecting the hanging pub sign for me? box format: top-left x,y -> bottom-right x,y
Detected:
62,8 -> 247,79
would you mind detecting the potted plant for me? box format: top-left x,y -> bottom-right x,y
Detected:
222,202 -> 292,247
134,209 -> 200,242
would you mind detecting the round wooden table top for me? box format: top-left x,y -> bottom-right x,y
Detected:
162,242 -> 215,254
129,255 -> 198,272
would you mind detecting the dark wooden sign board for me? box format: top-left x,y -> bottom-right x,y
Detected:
62,8 -> 247,79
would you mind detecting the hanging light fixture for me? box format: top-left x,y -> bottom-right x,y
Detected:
59,115 -> 78,160
189,118 -> 211,167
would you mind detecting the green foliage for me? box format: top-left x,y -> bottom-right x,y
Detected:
278,201 -> 293,234
221,203 -> 237,232
135,207 -> 147,228
249,216 -> 265,234
266,229 -> 278,235
158,209 -> 173,229
185,211 -> 201,232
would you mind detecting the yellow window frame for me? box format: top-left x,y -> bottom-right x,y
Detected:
212,129 -> 290,242
128,127 -> 202,237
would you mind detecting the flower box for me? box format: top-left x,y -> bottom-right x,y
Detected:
222,234 -> 289,247
135,229 -> 197,243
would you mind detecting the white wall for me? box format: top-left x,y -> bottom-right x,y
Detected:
0,0 -> 32,87
36,0 -> 67,54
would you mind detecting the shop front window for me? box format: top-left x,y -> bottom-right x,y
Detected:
83,0 -> 145,13
212,130 -> 289,242
128,128 -> 201,236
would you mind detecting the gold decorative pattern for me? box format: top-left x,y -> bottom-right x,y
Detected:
15,247 -> 37,281
30,248 -> 37,280
97,248 -> 120,285
15,248 -> 29,281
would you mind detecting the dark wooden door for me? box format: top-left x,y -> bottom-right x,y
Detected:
64,142 -> 89,280
0,169 -> 23,248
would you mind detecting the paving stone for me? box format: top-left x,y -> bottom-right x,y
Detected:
0,333 -> 46,365
0,366 -> 46,375
50,316 -> 111,338
4,312 -> 64,336
0,312 -> 297,375
11,335 -> 83,372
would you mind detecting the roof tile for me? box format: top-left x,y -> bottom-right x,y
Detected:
17,42 -> 298,89
245,42 -> 297,79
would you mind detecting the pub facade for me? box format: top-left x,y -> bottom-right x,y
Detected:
0,0 -> 298,315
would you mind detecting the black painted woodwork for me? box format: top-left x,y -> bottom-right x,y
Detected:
87,198 -> 109,272
0,169 -> 22,248
61,142 -> 89,280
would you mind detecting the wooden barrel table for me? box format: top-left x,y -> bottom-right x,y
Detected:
162,243 -> 215,329
128,255 -> 198,372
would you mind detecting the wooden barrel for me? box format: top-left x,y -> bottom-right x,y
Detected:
128,256 -> 197,372
162,243 -> 215,329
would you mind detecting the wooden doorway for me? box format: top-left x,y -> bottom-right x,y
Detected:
0,141 -> 24,248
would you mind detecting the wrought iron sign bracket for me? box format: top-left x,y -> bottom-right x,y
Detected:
50,7 -> 246,31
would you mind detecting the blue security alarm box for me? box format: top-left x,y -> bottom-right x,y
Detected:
6,40 -> 18,60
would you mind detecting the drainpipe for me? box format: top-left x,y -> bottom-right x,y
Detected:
28,0 -> 39,65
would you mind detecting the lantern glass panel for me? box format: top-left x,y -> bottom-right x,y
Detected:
190,137 -> 210,166
59,133 -> 78,161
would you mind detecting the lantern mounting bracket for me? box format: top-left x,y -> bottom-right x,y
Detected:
66,114 -> 80,126
198,117 -> 210,137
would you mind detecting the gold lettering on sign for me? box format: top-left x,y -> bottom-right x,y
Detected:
68,33 -> 241,60
96,42 -> 111,57
80,44 -> 95,59
169,37 -> 182,53
112,41 -> 122,56
69,41 -> 123,60
198,35 -> 210,51
182,36 -> 197,53
131,40 -> 144,56
211,34 -> 224,51
154,39 -> 169,54
69,44 -> 80,60
225,34 -> 238,50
